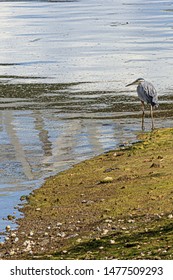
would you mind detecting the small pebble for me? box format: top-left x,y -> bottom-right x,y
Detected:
105,219 -> 112,223
102,229 -> 109,235
6,225 -> 11,232
86,200 -> 94,205
104,208 -> 111,212
57,232 -> 66,238
67,233 -> 79,239
100,177 -> 113,184
121,227 -> 127,230
96,226 -> 101,232
7,215 -> 15,221
77,238 -> 82,243
14,237 -> 19,243
114,152 -> 124,157
23,240 -> 30,246
128,219 -> 135,223
61,232 -> 66,238
20,195 -> 27,201
9,250 -> 15,256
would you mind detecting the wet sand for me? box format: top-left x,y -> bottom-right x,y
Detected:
1,127 -> 173,260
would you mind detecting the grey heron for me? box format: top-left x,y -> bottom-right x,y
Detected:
126,78 -> 158,130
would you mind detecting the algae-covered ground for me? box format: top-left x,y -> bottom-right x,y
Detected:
1,128 -> 173,260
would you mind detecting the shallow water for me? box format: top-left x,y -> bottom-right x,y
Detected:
1,0 -> 173,240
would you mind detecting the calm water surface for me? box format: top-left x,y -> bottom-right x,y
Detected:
1,0 -> 173,240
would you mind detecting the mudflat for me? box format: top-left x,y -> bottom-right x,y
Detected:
1,128 -> 173,260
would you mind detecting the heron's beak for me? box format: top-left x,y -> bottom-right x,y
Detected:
126,81 -> 136,87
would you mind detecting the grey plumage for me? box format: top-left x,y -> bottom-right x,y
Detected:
137,79 -> 158,107
126,78 -> 158,130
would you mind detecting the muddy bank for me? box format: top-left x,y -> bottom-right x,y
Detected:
1,128 -> 173,260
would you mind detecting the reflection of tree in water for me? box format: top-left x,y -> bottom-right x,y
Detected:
3,111 -> 34,180
42,118 -> 104,170
34,111 -> 52,157
0,108 -> 107,183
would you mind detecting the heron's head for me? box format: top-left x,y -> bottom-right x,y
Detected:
126,78 -> 145,87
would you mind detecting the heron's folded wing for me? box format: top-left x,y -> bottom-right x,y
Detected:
142,82 -> 158,106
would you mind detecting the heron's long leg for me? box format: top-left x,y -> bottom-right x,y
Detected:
150,105 -> 154,130
141,101 -> 145,130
